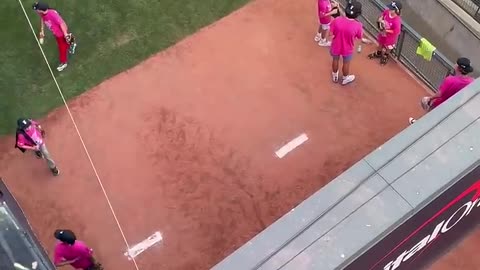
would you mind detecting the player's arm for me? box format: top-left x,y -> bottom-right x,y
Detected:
325,9 -> 338,16
430,78 -> 450,100
55,257 -> 79,267
60,21 -> 69,37
16,139 -> 37,150
39,17 -> 45,37
358,30 -> 372,44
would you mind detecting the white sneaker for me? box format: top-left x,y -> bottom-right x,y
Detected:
332,71 -> 339,83
409,117 -> 417,125
342,75 -> 356,85
57,63 -> 68,72
314,33 -> 322,42
318,40 -> 332,47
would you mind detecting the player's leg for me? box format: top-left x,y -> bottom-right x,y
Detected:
315,24 -> 323,42
39,144 -> 59,176
341,54 -> 355,85
331,54 -> 340,83
369,36 -> 384,59
380,45 -> 394,65
55,36 -> 69,71
409,96 -> 433,124
318,24 -> 331,46
34,150 -> 43,159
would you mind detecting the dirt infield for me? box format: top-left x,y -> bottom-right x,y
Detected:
0,0 -> 430,269
429,228 -> 480,270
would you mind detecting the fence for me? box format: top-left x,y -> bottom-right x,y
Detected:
452,0 -> 480,22
338,0 -> 455,92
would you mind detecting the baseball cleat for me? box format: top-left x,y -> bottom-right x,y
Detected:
318,40 -> 332,47
57,63 -> 68,72
332,71 -> 339,83
342,75 -> 356,85
51,167 -> 60,176
380,55 -> 389,65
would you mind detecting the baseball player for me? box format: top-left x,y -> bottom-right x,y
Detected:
314,0 -> 339,47
329,1 -> 370,85
368,1 -> 402,65
53,230 -> 103,270
409,57 -> 474,124
15,118 -> 60,176
33,1 -> 77,72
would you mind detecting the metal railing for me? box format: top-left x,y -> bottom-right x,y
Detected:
338,0 -> 455,92
452,0 -> 480,22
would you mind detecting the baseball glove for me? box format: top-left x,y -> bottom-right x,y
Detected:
377,20 -> 386,31
65,33 -> 76,45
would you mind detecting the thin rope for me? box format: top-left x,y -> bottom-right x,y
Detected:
17,1 -> 140,269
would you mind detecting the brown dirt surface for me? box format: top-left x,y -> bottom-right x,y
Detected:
0,0 -> 437,269
428,227 -> 480,270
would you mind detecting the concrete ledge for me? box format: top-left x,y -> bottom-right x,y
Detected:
438,0 -> 480,38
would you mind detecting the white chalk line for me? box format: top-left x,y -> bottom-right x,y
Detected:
16,1 -> 140,269
124,232 -> 163,260
275,133 -> 309,158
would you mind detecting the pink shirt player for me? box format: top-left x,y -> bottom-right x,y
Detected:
54,240 -> 95,269
33,2 -> 72,71
329,1 -> 364,85
378,9 -> 401,47
330,16 -> 363,57
16,120 -> 44,149
41,9 -> 66,38
431,75 -> 474,108
53,230 -> 98,269
318,0 -> 333,25
15,118 -> 59,176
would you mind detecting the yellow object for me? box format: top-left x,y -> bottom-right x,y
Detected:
416,38 -> 436,61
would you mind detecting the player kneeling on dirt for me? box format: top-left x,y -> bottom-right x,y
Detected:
409,57 -> 474,124
368,1 -> 402,65
15,118 -> 60,176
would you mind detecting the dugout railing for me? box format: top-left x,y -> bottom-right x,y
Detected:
338,0 -> 455,92
452,0 -> 480,23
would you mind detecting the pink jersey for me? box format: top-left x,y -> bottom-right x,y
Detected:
378,10 -> 402,46
16,120 -> 44,148
318,0 -> 333,25
54,240 -> 94,269
431,75 -> 474,108
41,9 -> 66,38
330,17 -> 363,56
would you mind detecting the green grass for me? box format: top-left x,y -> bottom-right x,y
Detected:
0,0 -> 249,134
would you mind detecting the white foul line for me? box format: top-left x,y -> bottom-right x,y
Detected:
16,1 -> 140,269
124,232 -> 163,260
275,133 -> 309,158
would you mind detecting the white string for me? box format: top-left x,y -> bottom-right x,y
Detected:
17,1 -> 140,269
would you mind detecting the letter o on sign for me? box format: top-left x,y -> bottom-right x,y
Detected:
441,201 -> 473,233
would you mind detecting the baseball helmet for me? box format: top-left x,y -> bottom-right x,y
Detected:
32,1 -> 49,11
17,118 -> 32,130
387,1 -> 403,15
345,1 -> 362,19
